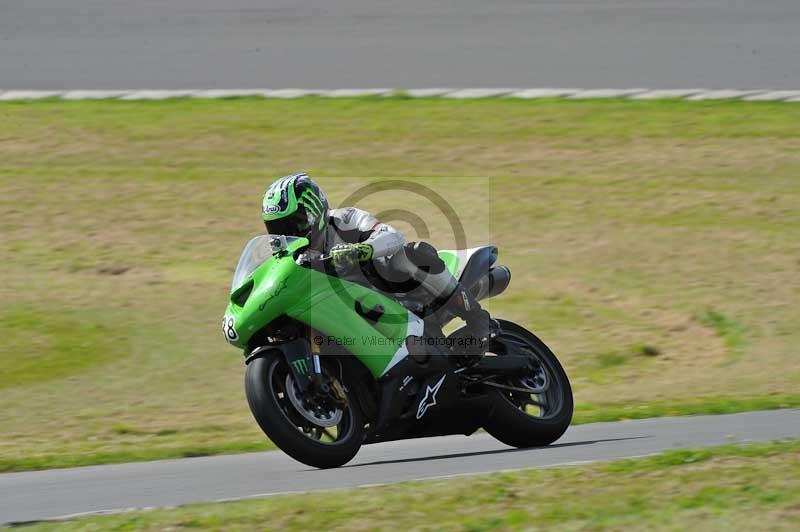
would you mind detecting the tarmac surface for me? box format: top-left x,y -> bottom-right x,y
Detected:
2,409 -> 799,524
2,0 -> 799,89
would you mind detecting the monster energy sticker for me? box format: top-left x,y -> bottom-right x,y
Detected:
291,358 -> 309,374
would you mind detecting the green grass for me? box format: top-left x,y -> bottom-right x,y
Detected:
573,394 -> 800,424
1,97 -> 799,472
0,439 -> 270,474
14,440 -> 800,531
695,308 -> 746,363
0,306 -> 127,389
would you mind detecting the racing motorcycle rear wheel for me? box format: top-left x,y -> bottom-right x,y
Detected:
482,319 -> 573,447
245,351 -> 365,468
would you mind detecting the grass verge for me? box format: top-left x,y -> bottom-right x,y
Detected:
2,97 -> 799,473
13,440 -> 800,531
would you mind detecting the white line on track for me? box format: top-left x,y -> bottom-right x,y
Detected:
1,88 -> 799,101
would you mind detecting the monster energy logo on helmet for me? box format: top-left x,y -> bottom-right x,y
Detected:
298,189 -> 324,218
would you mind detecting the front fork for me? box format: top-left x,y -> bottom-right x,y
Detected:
308,325 -> 323,388
245,327 -> 341,401
307,327 -> 347,405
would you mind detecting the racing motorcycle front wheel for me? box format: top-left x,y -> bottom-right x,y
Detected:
482,319 -> 573,447
245,351 -> 365,469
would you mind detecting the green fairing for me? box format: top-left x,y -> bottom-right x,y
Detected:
224,238 -> 413,377
438,251 -> 459,276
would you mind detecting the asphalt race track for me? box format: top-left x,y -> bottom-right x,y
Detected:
1,409 -> 798,524
2,0 -> 800,90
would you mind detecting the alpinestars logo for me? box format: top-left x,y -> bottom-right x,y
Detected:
416,374 -> 446,419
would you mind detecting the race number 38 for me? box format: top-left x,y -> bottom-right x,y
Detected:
222,315 -> 239,343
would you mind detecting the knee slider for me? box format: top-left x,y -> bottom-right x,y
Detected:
404,241 -> 445,274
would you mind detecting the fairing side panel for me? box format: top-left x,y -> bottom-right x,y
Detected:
287,267 -> 415,377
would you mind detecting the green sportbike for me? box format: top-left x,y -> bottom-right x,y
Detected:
223,235 -> 573,468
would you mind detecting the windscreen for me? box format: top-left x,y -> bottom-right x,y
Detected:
230,235 -> 297,291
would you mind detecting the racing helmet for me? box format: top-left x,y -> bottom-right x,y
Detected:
261,173 -> 329,240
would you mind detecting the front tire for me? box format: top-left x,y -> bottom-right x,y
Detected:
482,320 -> 573,448
245,352 -> 365,468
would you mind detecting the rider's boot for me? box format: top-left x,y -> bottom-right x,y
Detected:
385,242 -> 499,356
443,285 -> 499,361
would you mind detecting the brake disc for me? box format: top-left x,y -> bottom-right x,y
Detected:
284,374 -> 343,427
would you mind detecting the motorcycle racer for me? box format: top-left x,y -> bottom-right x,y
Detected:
261,173 -> 495,343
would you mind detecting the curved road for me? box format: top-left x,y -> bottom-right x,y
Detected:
1,1 -> 800,90
2,409 -> 798,524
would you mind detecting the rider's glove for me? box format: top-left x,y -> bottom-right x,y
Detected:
330,243 -> 373,268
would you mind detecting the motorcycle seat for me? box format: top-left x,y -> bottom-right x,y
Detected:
437,245 -> 498,290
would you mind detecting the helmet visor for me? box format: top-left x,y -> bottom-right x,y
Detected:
264,207 -> 315,238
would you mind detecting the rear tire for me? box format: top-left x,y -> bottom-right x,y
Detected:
482,320 -> 573,448
245,352 -> 365,468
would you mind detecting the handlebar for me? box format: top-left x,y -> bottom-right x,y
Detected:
295,250 -> 333,267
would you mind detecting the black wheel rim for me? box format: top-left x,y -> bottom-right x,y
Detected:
487,330 -> 566,421
266,358 -> 355,446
